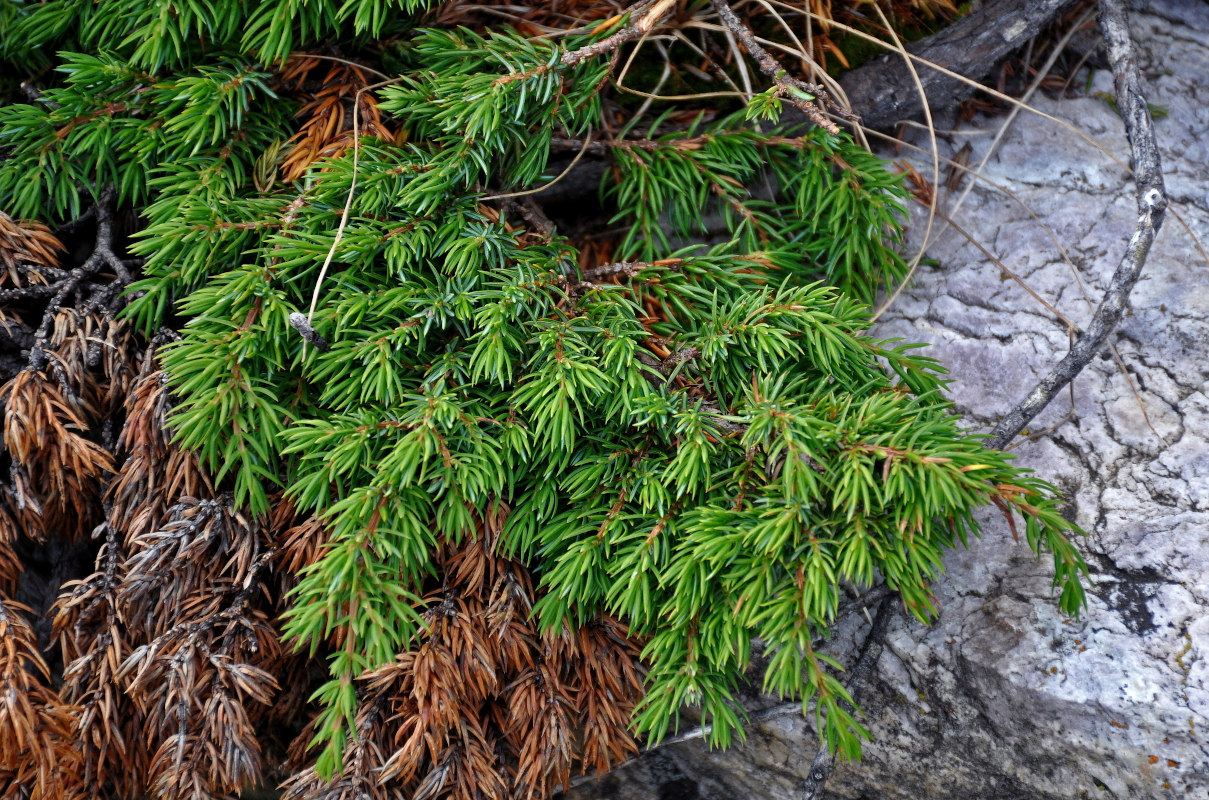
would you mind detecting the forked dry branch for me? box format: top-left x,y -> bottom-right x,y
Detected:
985,0 -> 1167,449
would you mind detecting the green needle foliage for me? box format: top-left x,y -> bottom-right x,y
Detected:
0,0 -> 1087,792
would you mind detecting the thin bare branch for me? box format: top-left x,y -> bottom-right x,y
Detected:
800,594 -> 894,799
986,0 -> 1168,450
572,585 -> 895,790
561,0 -> 676,67
710,0 -> 842,134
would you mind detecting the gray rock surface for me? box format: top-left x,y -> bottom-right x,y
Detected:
565,2 -> 1209,798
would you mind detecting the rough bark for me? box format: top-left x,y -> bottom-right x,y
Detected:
838,0 -> 1079,131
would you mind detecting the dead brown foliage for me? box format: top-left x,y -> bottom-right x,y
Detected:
0,213 -> 65,281
1,315 -> 644,800
1,14 -> 665,800
283,514 -> 645,800
0,598 -> 85,800
278,55 -> 396,184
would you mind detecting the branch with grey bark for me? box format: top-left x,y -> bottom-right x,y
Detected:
12,189 -> 141,376
836,0 -> 1078,131
710,0 -> 843,134
799,594 -> 894,800
566,585 -> 895,792
559,0 -> 674,67
985,0 -> 1167,451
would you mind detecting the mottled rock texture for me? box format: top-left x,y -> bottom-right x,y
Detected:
564,1 -> 1209,798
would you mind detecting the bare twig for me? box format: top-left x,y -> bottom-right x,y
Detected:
857,125 -> 1163,443
568,585 -> 894,792
985,0 -> 1167,451
53,203 -> 96,234
288,313 -> 331,352
500,196 -> 556,238
0,283 -> 63,303
581,258 -> 683,281
800,594 -> 894,799
27,189 -> 136,371
709,0 -> 842,134
561,0 -> 676,67
18,81 -> 44,103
